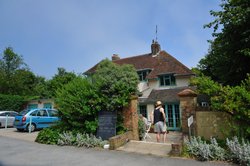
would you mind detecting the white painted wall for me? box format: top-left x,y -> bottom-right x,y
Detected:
146,104 -> 154,121
27,99 -> 55,109
140,76 -> 191,97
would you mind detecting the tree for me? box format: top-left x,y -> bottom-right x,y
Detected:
0,47 -> 28,76
190,75 -> 250,139
0,47 -> 35,95
92,59 -> 139,112
46,67 -> 77,98
198,0 -> 250,86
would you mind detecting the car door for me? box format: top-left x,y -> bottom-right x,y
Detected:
0,112 -> 15,127
0,112 -> 6,127
35,109 -> 50,128
47,109 -> 59,126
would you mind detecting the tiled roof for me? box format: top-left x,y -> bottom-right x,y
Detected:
84,50 -> 194,79
142,87 -> 197,104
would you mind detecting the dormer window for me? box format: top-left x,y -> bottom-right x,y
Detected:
137,69 -> 151,81
159,74 -> 176,86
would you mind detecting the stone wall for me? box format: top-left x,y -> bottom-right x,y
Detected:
196,110 -> 233,139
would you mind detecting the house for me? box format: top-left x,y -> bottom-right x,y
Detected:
85,40 -> 195,131
26,99 -> 55,110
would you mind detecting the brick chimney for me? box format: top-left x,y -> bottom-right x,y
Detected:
151,40 -> 161,55
112,54 -> 120,61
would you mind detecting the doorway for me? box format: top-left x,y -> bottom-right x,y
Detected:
165,104 -> 181,131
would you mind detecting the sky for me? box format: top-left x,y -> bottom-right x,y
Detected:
0,0 -> 221,79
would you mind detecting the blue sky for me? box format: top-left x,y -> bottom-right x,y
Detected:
0,0 -> 221,79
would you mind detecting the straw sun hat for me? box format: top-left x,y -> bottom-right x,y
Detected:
156,101 -> 162,106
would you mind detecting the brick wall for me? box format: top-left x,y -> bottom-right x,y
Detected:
122,96 -> 139,141
109,131 -> 133,150
178,89 -> 197,135
109,96 -> 139,150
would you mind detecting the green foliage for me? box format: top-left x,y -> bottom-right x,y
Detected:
0,47 -> 40,96
199,0 -> 250,86
36,128 -> 108,148
55,76 -> 99,134
35,128 -> 61,145
191,75 -> 250,139
190,74 -> 221,97
93,59 -> 139,112
116,111 -> 127,135
138,118 -> 146,140
0,94 -> 26,111
0,47 -> 27,75
46,67 -> 78,98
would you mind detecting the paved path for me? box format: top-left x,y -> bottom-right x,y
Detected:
0,128 -> 38,142
0,136 -> 233,166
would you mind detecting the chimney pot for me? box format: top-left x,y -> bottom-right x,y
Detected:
112,54 -> 120,61
151,40 -> 161,55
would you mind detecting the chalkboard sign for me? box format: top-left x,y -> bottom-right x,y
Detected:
96,110 -> 117,140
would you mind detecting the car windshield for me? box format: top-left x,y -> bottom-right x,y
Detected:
19,109 -> 30,116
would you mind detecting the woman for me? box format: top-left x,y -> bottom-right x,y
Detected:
150,101 -> 167,143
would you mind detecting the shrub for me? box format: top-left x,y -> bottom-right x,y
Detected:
210,138 -> 226,161
138,118 -> 146,140
57,131 -> 108,148
35,128 -> 60,145
93,59 -> 139,112
55,76 -> 99,134
0,94 -> 25,111
184,136 -> 226,161
226,137 -> 250,166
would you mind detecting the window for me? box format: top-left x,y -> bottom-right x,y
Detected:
201,102 -> 209,107
159,74 -> 176,86
48,110 -> 58,117
137,70 -> 151,81
139,105 -> 147,118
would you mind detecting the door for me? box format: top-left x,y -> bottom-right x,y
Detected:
43,103 -> 52,109
165,104 -> 181,131
27,104 -> 38,110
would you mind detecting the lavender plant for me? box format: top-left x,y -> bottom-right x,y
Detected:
210,137 -> 226,161
226,137 -> 250,166
185,136 -> 226,161
57,131 -> 75,146
57,131 -> 108,148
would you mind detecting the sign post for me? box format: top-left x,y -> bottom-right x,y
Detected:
5,115 -> 8,129
187,115 -> 193,139
29,116 -> 32,133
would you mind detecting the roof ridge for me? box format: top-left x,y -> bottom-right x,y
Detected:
113,53 -> 152,61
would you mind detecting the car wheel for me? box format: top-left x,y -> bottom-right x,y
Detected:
26,123 -> 36,132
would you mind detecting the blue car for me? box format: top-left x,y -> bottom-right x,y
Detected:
14,108 -> 59,132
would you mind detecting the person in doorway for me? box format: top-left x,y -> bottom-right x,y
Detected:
151,101 -> 167,143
